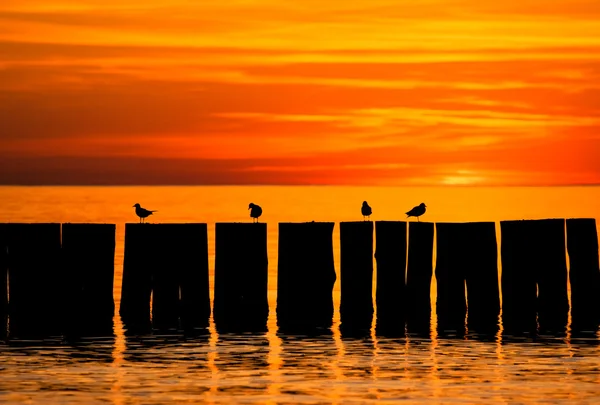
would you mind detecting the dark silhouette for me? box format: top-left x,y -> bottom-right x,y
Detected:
6,223 -> 62,338
375,221 -> 407,336
361,201 -> 372,220
566,219 -> 600,332
4,217 -> 599,340
406,203 -> 427,221
133,203 -> 156,223
277,222 -> 336,332
340,222 -> 374,335
406,222 -> 434,333
435,222 -> 499,335
121,224 -> 211,333
249,203 -> 262,223
501,219 -> 568,335
214,223 -> 268,333
62,224 -> 116,338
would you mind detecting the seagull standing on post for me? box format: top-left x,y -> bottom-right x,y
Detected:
249,203 -> 262,223
133,203 -> 157,223
406,203 -> 427,222
361,201 -> 372,221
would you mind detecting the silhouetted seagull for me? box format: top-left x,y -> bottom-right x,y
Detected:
361,201 -> 372,221
406,203 -> 427,222
133,203 -> 156,223
249,203 -> 262,223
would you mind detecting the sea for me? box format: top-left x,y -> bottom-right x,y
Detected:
0,186 -> 598,404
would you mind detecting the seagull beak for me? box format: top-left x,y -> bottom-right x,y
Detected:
132,205 -> 135,207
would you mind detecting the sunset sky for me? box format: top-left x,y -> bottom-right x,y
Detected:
1,0 -> 599,185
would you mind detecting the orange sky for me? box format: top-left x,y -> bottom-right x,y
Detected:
1,0 -> 600,185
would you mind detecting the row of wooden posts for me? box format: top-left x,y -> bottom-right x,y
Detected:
1,220 -> 599,338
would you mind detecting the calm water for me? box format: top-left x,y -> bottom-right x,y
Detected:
0,186 -> 599,404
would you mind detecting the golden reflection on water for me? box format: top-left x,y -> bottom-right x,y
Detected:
265,333 -> 281,405
332,324 -> 346,404
0,186 -> 599,404
110,314 -> 126,405
206,320 -> 219,405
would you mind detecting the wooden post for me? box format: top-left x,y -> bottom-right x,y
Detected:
463,223 -> 500,333
374,221 -> 407,335
566,218 -> 600,332
436,222 -> 499,334
177,224 -> 210,331
0,224 -> 7,339
340,221 -> 374,334
501,219 -> 568,334
405,222 -> 434,333
277,222 -> 336,332
62,224 -> 115,336
214,223 -> 268,332
152,224 -> 210,331
121,223 -> 210,332
500,220 -> 537,333
534,219 -> 568,333
7,223 -> 62,337
435,223 -> 467,334
120,224 -> 154,332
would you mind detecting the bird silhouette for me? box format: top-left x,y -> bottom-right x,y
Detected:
249,203 -> 263,223
133,203 -> 156,223
406,203 -> 427,222
361,201 -> 372,221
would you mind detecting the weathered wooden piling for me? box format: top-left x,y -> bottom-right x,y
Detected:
435,223 -> 467,334
152,224 -> 210,331
121,224 -> 155,331
150,226 -> 181,330
176,224 -> 210,331
0,224 -> 7,338
463,223 -> 500,333
534,219 -> 568,332
340,221 -> 374,333
121,223 -> 210,332
566,218 -> 600,332
435,222 -> 499,334
149,224 -> 209,330
62,224 -> 116,335
214,223 -> 268,332
500,220 -> 537,333
7,223 -> 62,337
375,221 -> 407,335
501,219 -> 568,333
277,222 -> 336,332
405,222 -> 434,332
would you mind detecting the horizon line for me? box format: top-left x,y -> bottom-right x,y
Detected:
1,183 -> 599,188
